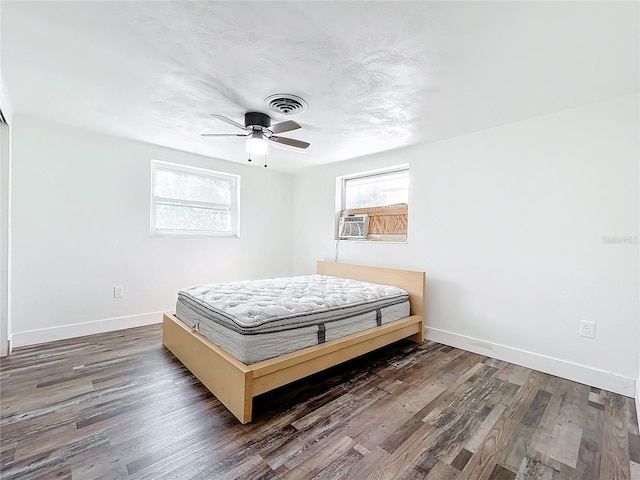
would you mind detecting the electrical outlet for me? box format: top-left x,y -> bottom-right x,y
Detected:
580,320 -> 596,339
114,286 -> 124,298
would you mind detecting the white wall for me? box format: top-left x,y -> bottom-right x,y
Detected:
292,94 -> 639,396
10,115 -> 293,345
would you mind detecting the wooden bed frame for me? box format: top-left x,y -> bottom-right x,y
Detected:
162,261 -> 425,424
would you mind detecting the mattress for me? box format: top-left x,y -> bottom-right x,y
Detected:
175,274 -> 411,364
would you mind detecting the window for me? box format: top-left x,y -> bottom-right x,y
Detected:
150,161 -> 240,237
338,165 -> 409,242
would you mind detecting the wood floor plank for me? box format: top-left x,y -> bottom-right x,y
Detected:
625,397 -> 639,436
425,460 -> 461,479
364,421 -> 438,480
465,404 -> 507,454
69,448 -> 129,480
533,380 -> 586,469
512,455 -> 556,479
599,391 -> 632,479
346,374 -> 447,451
451,447 -> 473,470
457,371 -> 543,480
629,432 -> 640,464
345,446 -> 390,480
495,363 -> 532,387
0,325 -> 636,480
282,434 -> 355,479
499,388 -> 552,473
311,446 -> 364,480
574,402 -> 605,480
487,464 -> 516,480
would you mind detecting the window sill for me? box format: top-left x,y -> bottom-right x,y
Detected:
150,231 -> 239,238
338,234 -> 407,244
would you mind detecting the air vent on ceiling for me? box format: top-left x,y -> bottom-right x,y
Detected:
265,94 -> 308,115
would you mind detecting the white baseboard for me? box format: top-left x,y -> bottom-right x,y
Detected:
11,311 -> 165,348
425,326 -> 635,398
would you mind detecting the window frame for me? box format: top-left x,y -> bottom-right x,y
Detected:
337,164 -> 410,243
150,160 -> 240,238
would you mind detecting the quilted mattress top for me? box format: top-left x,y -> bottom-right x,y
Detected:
177,274 -> 409,334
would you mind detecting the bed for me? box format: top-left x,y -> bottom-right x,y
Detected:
162,261 -> 425,424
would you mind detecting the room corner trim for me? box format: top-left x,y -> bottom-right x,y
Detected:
636,379 -> 640,431
11,311 -> 165,348
0,74 -> 14,125
425,326 -> 635,398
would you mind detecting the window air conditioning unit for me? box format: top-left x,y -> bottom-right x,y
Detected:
339,214 -> 369,239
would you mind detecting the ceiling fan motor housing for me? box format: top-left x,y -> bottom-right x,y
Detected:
245,112 -> 271,129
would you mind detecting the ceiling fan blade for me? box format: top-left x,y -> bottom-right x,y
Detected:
269,120 -> 301,134
268,135 -> 310,149
201,133 -> 250,137
210,114 -> 248,131
269,141 -> 306,152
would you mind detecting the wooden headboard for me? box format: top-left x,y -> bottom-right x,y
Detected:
316,261 -> 425,317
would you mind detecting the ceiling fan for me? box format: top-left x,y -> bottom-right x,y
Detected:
201,112 -> 310,161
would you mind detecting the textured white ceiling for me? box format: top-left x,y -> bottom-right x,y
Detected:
2,1 -> 638,172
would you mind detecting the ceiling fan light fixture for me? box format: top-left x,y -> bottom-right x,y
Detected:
246,132 -> 269,155
203,112 -> 309,160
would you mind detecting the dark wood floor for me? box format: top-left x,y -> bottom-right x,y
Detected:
1,325 -> 638,480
